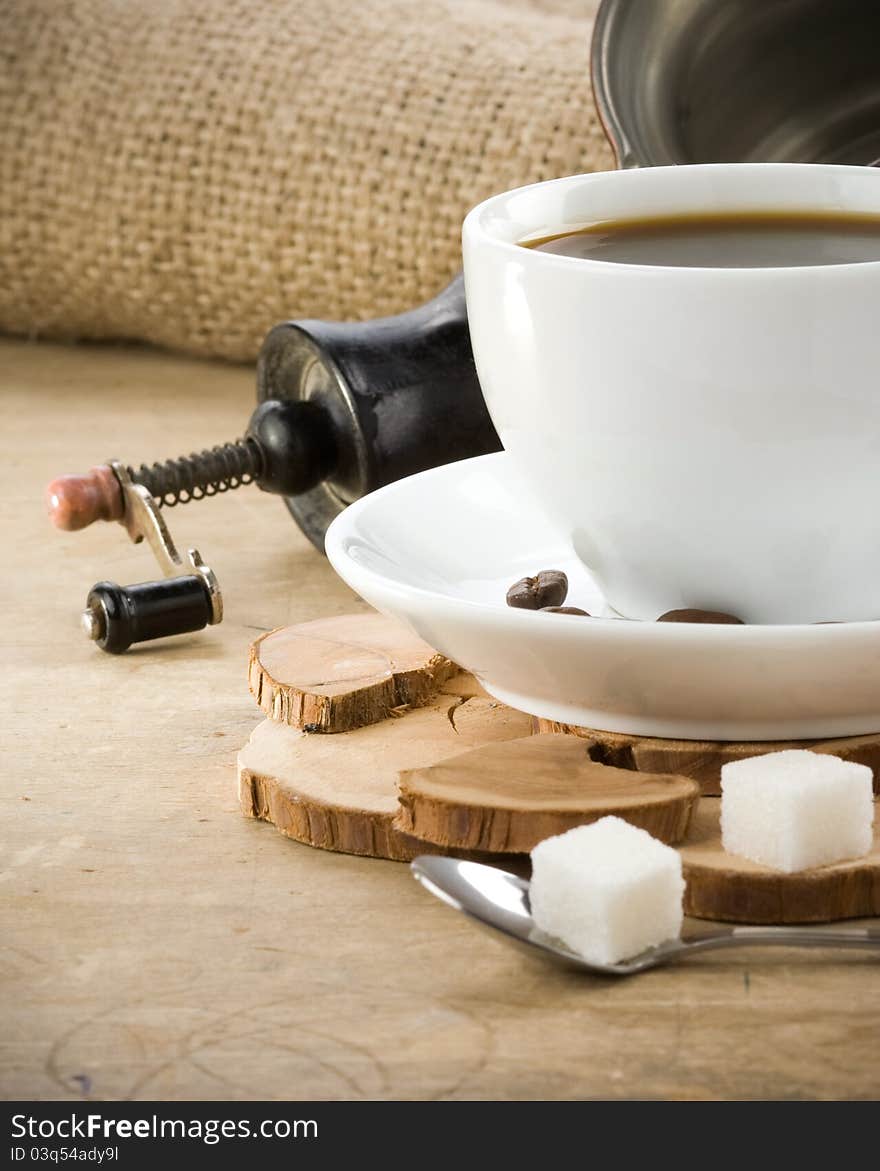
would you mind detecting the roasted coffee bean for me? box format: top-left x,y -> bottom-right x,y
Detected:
506,569 -> 568,610
542,605 -> 590,616
657,608 -> 744,625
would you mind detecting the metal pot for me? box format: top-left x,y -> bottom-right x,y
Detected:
594,0 -> 880,168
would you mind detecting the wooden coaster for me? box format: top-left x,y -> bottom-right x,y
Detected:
238,673 -> 533,861
396,734 -> 700,853
248,612 -> 457,732
240,612 -> 880,923
536,719 -> 880,796
681,800 -> 880,924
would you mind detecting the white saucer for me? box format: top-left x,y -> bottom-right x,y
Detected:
325,454 -> 880,741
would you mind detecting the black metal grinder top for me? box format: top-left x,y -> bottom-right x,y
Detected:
48,0 -> 880,651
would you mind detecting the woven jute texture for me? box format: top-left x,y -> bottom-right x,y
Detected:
0,0 -> 612,361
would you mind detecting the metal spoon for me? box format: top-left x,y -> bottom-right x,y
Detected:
411,856 -> 880,976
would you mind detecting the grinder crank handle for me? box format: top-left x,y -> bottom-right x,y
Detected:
60,462 -> 225,654
48,274 -> 498,545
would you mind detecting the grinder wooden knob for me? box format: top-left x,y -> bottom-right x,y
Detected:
46,465 -> 124,531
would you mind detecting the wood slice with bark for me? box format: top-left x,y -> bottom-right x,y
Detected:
536,720 -> 880,796
248,612 -> 458,732
681,799 -> 880,923
238,674 -> 533,861
395,733 -> 700,853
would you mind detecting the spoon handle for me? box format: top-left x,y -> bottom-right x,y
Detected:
683,925 -> 880,957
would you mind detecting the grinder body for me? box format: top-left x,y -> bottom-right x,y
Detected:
255,274 -> 500,548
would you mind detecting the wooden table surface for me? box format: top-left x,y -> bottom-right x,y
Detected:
2,338 -> 878,1102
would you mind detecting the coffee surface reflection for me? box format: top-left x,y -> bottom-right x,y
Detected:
524,211 -> 880,268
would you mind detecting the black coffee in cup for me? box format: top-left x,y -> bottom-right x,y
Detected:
523,211 -> 880,267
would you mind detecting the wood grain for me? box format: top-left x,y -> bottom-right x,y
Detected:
536,720 -> 880,796
682,800 -> 880,923
248,612 -> 458,731
238,674 -> 533,860
396,734 -> 700,852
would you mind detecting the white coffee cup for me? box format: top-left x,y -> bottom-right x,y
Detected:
462,163 -> 880,624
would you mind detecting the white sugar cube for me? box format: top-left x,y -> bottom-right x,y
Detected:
529,816 -> 685,965
721,750 -> 874,873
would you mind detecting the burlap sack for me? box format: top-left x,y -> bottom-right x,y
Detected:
0,0 -> 612,362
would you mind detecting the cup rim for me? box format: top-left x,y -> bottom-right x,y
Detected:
462,162 -> 880,276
